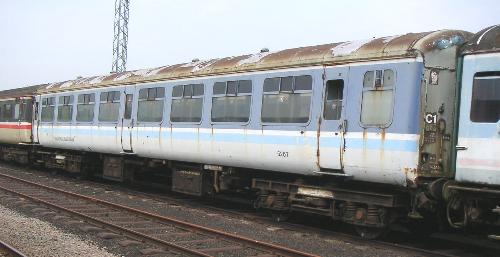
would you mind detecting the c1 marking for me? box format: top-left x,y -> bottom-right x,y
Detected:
425,113 -> 437,124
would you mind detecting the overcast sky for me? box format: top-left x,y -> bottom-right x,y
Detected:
0,0 -> 499,90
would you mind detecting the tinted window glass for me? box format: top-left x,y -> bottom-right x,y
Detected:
171,98 -> 203,122
41,97 -> 55,122
263,78 -> 280,92
375,70 -> 383,87
0,101 -> 15,122
262,93 -> 311,123
383,69 -> 395,87
470,75 -> 500,123
280,76 -> 293,92
172,85 -> 183,98
170,84 -> 204,122
138,87 -> 164,122
295,75 -> 312,91
363,71 -> 374,88
227,81 -> 237,95
77,104 -> 94,122
324,80 -> 344,120
138,100 -> 163,122
57,96 -> 74,122
193,84 -> 204,96
124,94 -> 133,119
183,84 -> 193,98
98,103 -> 119,122
212,96 -> 251,122
360,90 -> 394,126
213,82 -> 226,95
238,80 -> 252,94
76,94 -> 95,122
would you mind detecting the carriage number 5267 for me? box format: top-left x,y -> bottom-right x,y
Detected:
277,151 -> 289,158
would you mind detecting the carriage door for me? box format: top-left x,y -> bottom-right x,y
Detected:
318,67 -> 348,172
121,87 -> 135,153
456,54 -> 500,185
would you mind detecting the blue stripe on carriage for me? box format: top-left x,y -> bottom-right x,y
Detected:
41,127 -> 418,152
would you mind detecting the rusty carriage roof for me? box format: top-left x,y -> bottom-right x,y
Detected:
0,84 -> 46,100
462,24 -> 500,55
38,29 -> 472,94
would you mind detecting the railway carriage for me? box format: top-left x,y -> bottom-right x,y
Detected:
444,25 -> 500,232
0,85 -> 40,163
0,26 -> 499,238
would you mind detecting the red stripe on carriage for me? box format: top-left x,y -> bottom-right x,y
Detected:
459,158 -> 500,168
0,124 -> 32,130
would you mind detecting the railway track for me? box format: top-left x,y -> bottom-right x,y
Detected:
0,164 -> 498,257
0,172 -> 318,257
0,239 -> 26,257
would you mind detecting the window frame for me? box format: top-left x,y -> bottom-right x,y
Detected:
40,97 -> 56,123
210,80 -> 253,124
260,75 -> 313,125
56,95 -> 74,123
170,84 -> 204,124
359,69 -> 397,128
137,87 -> 166,123
76,93 -> 96,123
98,90 -> 121,123
469,72 -> 500,123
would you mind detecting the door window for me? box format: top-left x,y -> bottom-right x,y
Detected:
324,80 -> 344,120
470,73 -> 500,123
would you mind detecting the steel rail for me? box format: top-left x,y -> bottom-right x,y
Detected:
0,172 -> 318,257
0,239 -> 27,257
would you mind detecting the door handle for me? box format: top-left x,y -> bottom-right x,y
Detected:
456,145 -> 468,151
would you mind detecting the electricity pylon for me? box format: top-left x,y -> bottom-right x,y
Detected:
112,0 -> 130,73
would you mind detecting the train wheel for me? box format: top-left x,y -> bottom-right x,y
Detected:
446,197 -> 468,229
354,225 -> 389,239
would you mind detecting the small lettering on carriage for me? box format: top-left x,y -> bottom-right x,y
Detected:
54,136 -> 75,142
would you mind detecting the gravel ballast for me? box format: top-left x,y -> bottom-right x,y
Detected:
0,164 -> 430,257
0,204 -> 117,257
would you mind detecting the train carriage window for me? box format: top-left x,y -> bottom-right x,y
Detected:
360,69 -> 396,127
0,101 -> 15,122
263,77 -> 280,93
41,97 -> 55,122
213,82 -> 226,95
470,72 -> 500,123
20,99 -> 33,122
324,80 -> 344,120
171,84 -> 204,123
98,91 -> 120,122
211,80 -> 252,123
138,87 -> 165,122
76,93 -> 95,122
57,95 -> 74,122
261,75 -> 312,123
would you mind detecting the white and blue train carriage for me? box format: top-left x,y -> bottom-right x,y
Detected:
443,25 -> 500,232
30,28 -> 480,237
